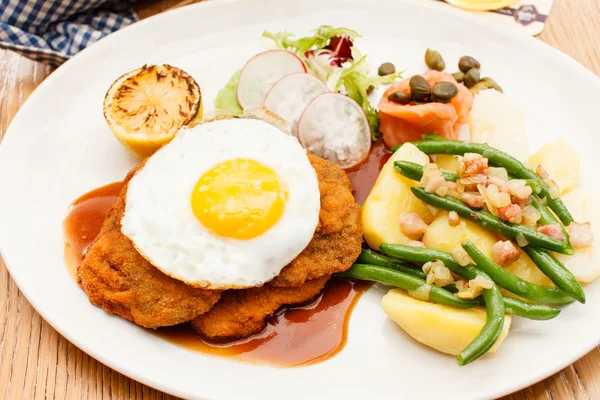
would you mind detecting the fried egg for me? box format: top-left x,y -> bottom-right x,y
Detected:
121,118 -> 320,289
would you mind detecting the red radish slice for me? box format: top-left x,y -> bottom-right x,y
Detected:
264,73 -> 328,137
237,50 -> 306,110
298,93 -> 371,169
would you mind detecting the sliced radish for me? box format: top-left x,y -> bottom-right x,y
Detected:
264,73 -> 328,137
237,50 -> 306,110
298,93 -> 371,169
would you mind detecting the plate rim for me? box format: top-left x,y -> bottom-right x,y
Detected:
0,0 -> 599,399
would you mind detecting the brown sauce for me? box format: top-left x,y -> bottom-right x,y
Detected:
155,278 -> 370,367
347,139 -> 391,205
63,182 -> 124,279
63,180 -> 373,367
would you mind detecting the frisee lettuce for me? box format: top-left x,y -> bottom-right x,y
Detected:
262,25 -> 360,56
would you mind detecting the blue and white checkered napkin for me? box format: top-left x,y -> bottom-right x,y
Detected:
0,0 -> 138,66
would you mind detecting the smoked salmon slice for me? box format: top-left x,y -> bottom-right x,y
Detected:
378,70 -> 474,148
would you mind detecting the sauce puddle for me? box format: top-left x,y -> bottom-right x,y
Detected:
347,139 -> 391,205
63,182 -> 124,279
64,181 -> 371,367
155,278 -> 370,367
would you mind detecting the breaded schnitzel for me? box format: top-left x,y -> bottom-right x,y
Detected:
78,152 -> 361,333
78,184 -> 220,329
191,275 -> 330,340
270,154 -> 362,287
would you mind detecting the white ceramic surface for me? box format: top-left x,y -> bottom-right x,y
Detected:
0,0 -> 599,399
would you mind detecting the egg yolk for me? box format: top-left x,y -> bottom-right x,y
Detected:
191,159 -> 288,240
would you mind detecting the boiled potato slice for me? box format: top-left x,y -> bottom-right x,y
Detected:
422,213 -> 553,287
555,189 -> 600,283
362,143 -> 434,250
469,89 -> 529,162
529,140 -> 580,195
382,289 -> 511,356
434,154 -> 461,174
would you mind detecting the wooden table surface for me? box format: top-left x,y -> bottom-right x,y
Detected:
1,0 -> 599,398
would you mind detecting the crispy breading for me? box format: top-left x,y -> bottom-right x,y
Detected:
269,154 -> 362,287
78,184 -> 220,329
191,275 -> 329,340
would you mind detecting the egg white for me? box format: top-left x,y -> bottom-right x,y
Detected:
121,118 -> 321,289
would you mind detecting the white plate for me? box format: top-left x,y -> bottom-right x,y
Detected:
1,0 -> 599,399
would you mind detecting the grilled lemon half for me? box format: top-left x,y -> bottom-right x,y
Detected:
103,64 -> 202,159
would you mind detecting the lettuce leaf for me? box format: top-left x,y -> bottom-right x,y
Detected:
214,70 -> 243,115
263,25 -> 360,56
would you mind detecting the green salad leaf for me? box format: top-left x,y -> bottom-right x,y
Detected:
214,69 -> 243,116
263,25 -> 360,57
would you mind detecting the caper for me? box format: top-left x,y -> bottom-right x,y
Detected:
378,62 -> 396,76
452,71 -> 464,83
469,81 -> 490,95
409,75 -> 430,101
464,68 -> 481,88
425,48 -> 445,71
367,84 -> 375,95
480,77 -> 504,93
432,81 -> 458,103
388,90 -> 412,105
412,100 -> 428,105
458,56 -> 481,73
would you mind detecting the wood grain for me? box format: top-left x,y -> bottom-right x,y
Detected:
0,0 -> 599,399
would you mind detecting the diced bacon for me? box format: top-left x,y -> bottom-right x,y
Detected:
568,222 -> 594,248
448,211 -> 460,226
498,204 -> 523,224
537,224 -> 565,241
462,153 -> 488,177
399,212 -> 428,239
491,240 -> 521,267
461,192 -> 485,209
459,173 -> 487,191
424,175 -> 447,195
407,240 -> 426,248
487,176 -> 509,193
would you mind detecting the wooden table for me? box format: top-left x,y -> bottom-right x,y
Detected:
1,0 -> 599,398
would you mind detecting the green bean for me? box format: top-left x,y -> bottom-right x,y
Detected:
458,283 -> 504,366
421,133 -> 448,141
410,187 -> 573,255
378,243 -> 505,365
413,137 -> 574,226
357,249 -> 426,279
501,297 -> 561,320
337,264 -> 478,309
461,240 -> 574,304
446,284 -> 561,320
522,247 -> 586,304
390,133 -> 445,152
394,161 -> 459,182
381,243 -> 478,280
